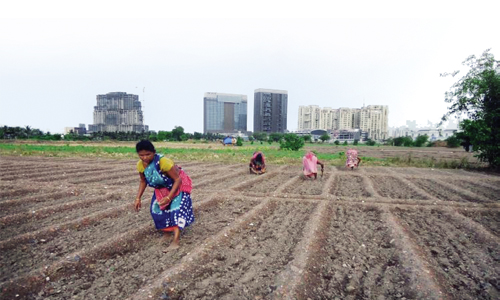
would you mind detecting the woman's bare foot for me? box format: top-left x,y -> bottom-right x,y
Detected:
162,227 -> 180,252
163,240 -> 180,253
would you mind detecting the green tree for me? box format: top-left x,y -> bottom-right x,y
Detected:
414,134 -> 429,147
236,136 -> 243,146
441,49 -> 500,168
193,132 -> 203,140
334,140 -> 340,145
148,134 -> 158,141
455,131 -> 472,152
353,139 -> 359,145
280,133 -> 305,151
253,132 -> 268,141
302,135 -> 312,143
269,132 -> 284,142
172,126 -> 185,141
394,136 -> 413,147
343,141 -> 348,145
158,131 -> 172,141
445,134 -> 461,148
320,133 -> 331,143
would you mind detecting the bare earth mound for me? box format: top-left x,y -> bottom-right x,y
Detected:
0,156 -> 499,300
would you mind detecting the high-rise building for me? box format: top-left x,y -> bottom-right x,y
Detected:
297,105 -> 320,130
320,107 -> 336,130
297,104 -> 389,140
337,107 -> 354,130
88,92 -> 148,133
254,88 -> 288,133
203,92 -> 247,134
358,105 -> 388,140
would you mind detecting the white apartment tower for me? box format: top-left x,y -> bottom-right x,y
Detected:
359,105 -> 388,140
320,107 -> 336,130
297,104 -> 389,140
297,105 -> 321,130
337,108 -> 353,130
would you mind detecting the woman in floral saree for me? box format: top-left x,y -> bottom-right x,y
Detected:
345,148 -> 362,170
134,140 -> 194,251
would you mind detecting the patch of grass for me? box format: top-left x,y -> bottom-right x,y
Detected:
386,155 -> 474,169
0,141 -> 481,169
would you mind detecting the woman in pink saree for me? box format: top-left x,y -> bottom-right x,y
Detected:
346,148 -> 362,170
303,151 -> 324,179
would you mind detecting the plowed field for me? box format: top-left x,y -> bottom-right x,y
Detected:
0,156 -> 499,300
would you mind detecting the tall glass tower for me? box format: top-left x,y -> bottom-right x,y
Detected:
203,92 -> 248,134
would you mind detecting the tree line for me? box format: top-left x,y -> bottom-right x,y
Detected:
0,125 -> 224,142
3,49 -> 498,168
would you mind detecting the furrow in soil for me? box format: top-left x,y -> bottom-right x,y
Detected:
392,207 -> 500,300
28,196 -> 259,300
159,200 -> 317,300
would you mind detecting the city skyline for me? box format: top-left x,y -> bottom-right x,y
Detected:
1,16 -> 498,134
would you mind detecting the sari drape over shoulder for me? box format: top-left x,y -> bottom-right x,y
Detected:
143,154 -> 195,230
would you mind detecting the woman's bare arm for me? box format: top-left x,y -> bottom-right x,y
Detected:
134,172 -> 147,211
158,166 -> 182,206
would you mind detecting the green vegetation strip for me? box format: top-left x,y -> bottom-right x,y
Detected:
0,142 -> 470,168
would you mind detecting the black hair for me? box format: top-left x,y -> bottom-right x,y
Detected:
136,140 -> 156,153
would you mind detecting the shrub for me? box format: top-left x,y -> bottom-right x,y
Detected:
414,134 -> 429,147
365,139 -> 376,146
280,133 -> 305,151
320,133 -> 330,143
394,136 -> 414,147
445,135 -> 461,148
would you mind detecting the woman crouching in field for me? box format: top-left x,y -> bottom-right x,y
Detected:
302,151 -> 324,179
134,140 -> 194,252
249,151 -> 266,174
346,148 -> 362,170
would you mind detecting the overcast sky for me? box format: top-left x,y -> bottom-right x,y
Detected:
1,2 -> 498,134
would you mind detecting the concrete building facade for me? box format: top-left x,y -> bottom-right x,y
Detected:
359,105 -> 388,140
89,92 -> 148,133
297,104 -> 389,140
319,107 -> 336,130
203,92 -> 248,134
297,105 -> 320,131
254,89 -> 288,133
